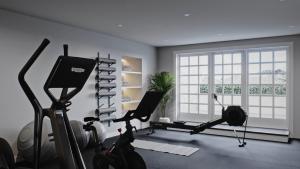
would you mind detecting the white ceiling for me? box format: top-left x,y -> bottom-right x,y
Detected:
0,0 -> 299,47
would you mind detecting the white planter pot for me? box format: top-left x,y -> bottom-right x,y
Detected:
159,117 -> 171,123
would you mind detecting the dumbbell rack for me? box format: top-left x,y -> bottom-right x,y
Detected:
95,53 -> 117,126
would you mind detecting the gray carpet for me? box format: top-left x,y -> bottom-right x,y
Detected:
41,130 -> 300,169
134,130 -> 300,169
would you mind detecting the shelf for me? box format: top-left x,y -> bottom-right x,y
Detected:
122,100 -> 141,104
122,71 -> 142,75
122,86 -> 142,89
122,56 -> 142,117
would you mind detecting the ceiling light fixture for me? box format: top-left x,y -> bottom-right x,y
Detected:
279,0 -> 286,2
117,24 -> 123,28
184,13 -> 191,17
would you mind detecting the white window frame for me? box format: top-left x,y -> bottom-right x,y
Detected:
174,42 -> 294,131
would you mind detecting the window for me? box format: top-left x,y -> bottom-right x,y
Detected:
178,55 -> 210,121
247,49 -> 287,120
214,52 -> 242,116
176,45 -> 290,129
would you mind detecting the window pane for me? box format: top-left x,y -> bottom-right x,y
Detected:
180,95 -> 188,103
215,105 -> 222,115
261,107 -> 272,118
214,54 -> 222,64
233,53 -> 241,64
233,75 -> 241,84
223,54 -> 232,64
261,85 -> 273,95
180,76 -> 188,84
189,66 -> 198,75
249,64 -> 260,74
249,107 -> 260,118
189,56 -> 198,65
199,105 -> 208,114
233,96 -> 241,105
223,65 -> 232,74
215,85 -> 223,94
189,95 -> 198,103
180,57 -> 189,66
249,75 -> 260,84
199,66 -> 208,75
233,85 -> 241,95
275,85 -> 286,96
274,108 -> 286,119
180,85 -> 188,93
215,75 -> 223,84
199,95 -> 208,104
199,55 -> 208,65
190,76 -> 198,84
190,104 -> 198,114
274,63 -> 286,74
261,64 -> 273,74
223,75 -> 232,84
261,74 -> 272,84
261,96 -> 273,107
249,96 -> 260,106
216,96 -> 223,104
199,75 -> 208,84
274,50 -> 286,62
215,65 -> 222,74
223,95 -> 232,105
180,67 -> 188,75
189,85 -> 198,94
261,51 -> 273,62
275,74 -> 286,84
233,65 -> 241,74
274,97 -> 286,107
249,52 -> 260,63
180,104 -> 188,113
249,85 -> 260,95
199,85 -> 208,94
224,85 -> 233,95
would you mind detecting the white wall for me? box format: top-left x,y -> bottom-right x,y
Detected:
0,9 -> 157,147
157,35 -> 300,139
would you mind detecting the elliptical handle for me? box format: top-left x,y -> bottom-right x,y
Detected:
18,39 -> 50,110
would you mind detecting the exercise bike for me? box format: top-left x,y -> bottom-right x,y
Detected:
84,91 -> 164,169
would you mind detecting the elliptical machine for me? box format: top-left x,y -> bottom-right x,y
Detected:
84,91 -> 164,169
0,39 -> 96,169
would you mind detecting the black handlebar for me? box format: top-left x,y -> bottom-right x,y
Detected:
18,38 -> 50,169
18,38 -> 50,113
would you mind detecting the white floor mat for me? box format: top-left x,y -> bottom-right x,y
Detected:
132,139 -> 199,156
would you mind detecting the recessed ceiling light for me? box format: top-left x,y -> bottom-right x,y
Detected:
279,0 -> 286,2
184,13 -> 191,17
117,24 -> 123,28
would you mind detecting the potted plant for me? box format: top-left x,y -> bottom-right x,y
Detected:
149,72 -> 175,122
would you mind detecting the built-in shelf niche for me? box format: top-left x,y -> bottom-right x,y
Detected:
121,56 -> 142,113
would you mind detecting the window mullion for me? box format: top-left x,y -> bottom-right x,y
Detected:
208,52 -> 214,121
242,50 -> 248,114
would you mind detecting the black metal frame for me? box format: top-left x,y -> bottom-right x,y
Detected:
149,94 -> 248,147
18,39 -> 96,169
95,53 -> 117,125
84,91 -> 164,169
